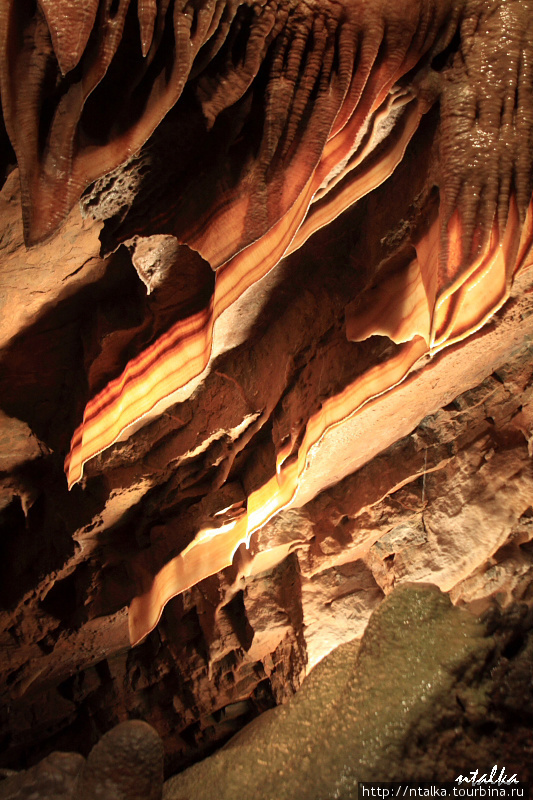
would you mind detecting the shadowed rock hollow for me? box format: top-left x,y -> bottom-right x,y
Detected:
0,0 -> 532,791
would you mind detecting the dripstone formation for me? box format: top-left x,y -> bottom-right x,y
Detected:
0,0 -> 532,791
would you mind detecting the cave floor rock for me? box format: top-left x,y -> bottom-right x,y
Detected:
164,584 -> 533,800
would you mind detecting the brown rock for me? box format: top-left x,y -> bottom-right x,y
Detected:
1,0 -> 533,785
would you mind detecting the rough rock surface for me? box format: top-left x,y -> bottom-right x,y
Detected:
0,720 -> 164,799
0,0 -> 533,785
164,584 -> 533,798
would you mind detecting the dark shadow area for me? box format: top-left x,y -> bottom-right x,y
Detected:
220,591 -> 254,652
40,562 -> 93,630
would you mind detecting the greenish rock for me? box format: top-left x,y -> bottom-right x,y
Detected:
164,584 -> 492,800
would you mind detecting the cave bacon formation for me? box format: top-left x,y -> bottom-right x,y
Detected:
2,0 -> 533,644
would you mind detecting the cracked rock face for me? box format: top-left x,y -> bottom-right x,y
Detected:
1,0 -> 533,785
163,584 -> 533,799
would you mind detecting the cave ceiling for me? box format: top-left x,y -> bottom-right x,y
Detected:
0,0 -> 533,776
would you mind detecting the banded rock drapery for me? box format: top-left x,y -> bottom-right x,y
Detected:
1,0 -> 533,771
3,0 -> 533,642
